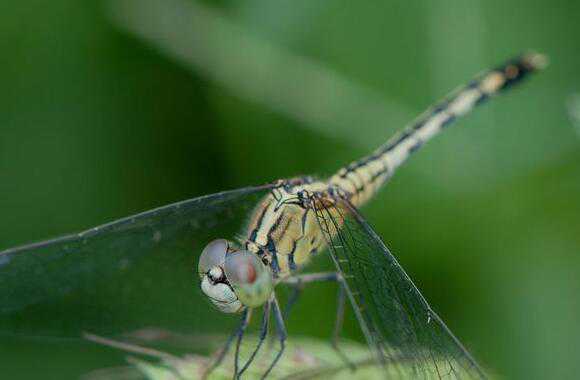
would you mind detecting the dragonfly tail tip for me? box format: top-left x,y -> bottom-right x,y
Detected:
523,51 -> 549,70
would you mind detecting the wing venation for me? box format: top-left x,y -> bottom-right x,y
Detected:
313,196 -> 485,379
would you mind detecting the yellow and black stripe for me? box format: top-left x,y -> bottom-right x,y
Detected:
329,52 -> 547,207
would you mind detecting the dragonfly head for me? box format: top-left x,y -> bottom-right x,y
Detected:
198,239 -> 273,313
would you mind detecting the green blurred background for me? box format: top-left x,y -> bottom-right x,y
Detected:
1,0 -> 579,379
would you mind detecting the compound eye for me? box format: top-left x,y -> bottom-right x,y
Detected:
198,239 -> 229,277
223,251 -> 273,308
224,251 -> 263,285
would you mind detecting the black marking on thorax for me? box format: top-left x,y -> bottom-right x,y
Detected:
266,237 -> 280,275
248,203 -> 269,243
288,241 -> 298,271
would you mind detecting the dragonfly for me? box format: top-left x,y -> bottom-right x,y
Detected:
0,52 -> 545,379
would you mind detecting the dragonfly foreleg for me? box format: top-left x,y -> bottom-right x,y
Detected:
203,308 -> 251,380
261,295 -> 287,380
233,308 -> 253,380
238,300 -> 271,377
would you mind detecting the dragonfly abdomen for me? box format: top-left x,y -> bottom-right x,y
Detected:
244,53 -> 546,274
329,52 -> 547,208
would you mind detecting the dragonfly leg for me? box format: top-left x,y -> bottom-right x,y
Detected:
282,271 -> 339,284
280,272 -> 338,320
261,295 -> 287,380
238,300 -> 271,376
202,308 -> 250,380
331,279 -> 356,371
281,271 -> 339,320
282,272 -> 356,370
233,308 -> 253,380
282,280 -> 303,321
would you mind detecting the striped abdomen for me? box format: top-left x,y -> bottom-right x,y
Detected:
329,52 -> 546,207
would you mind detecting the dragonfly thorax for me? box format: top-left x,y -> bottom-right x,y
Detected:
244,179 -> 333,277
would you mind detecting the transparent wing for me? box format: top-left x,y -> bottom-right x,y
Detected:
313,197 -> 485,379
0,184 -> 272,338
